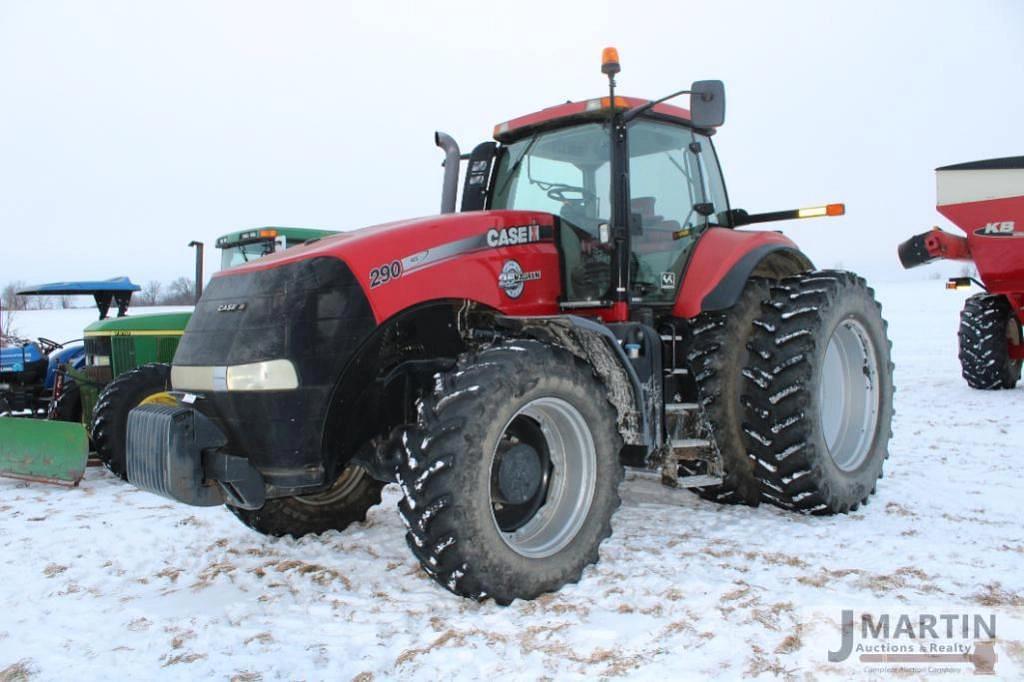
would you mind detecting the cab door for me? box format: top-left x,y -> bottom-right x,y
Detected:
626,120 -> 730,304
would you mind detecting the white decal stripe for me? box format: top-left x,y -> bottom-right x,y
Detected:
937,169 -> 1024,206
400,233 -> 491,276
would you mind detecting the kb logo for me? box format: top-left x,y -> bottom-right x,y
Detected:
975,221 -> 1020,237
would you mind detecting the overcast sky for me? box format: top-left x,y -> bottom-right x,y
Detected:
2,0 -> 1022,289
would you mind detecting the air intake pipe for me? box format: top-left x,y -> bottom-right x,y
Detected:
435,131 -> 460,214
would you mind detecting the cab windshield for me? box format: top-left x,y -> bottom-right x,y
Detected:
219,238 -> 278,270
490,119 -> 728,303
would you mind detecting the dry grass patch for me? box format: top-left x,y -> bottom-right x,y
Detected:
0,660 -> 34,682
41,564 -> 66,578
974,582 -> 1024,608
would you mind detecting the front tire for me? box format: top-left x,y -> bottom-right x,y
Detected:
227,463 -> 384,537
959,294 -> 1022,389
397,340 -> 623,604
91,363 -> 173,479
51,379 -> 82,423
743,271 -> 894,514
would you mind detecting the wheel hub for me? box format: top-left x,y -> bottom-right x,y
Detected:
497,443 -> 544,505
489,397 -> 597,558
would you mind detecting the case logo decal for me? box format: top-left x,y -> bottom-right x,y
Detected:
498,260 -> 541,299
487,223 -> 542,248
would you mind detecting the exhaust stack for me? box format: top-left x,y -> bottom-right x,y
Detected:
435,131 -> 460,214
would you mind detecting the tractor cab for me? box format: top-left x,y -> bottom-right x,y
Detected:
216,227 -> 336,270
488,105 -> 728,306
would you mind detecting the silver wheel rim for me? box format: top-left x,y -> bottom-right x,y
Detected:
490,397 -> 597,559
819,317 -> 880,472
294,464 -> 366,506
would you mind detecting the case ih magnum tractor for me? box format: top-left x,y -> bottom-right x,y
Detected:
126,50 -> 894,603
899,157 -> 1024,389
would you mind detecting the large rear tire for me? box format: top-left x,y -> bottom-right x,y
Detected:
743,271 -> 894,514
681,277 -> 772,506
91,363 -> 172,480
227,464 -> 384,537
397,340 -> 623,604
959,294 -> 1022,390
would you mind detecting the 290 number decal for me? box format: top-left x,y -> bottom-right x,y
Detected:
369,260 -> 402,288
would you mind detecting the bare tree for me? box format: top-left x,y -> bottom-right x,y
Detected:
163,277 -> 196,305
138,280 -> 163,306
60,295 -> 75,309
2,281 -> 27,312
1,305 -> 17,343
24,294 -> 52,311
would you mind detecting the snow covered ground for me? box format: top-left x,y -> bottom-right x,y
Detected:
1,281 -> 1022,680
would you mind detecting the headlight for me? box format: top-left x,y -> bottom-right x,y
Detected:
90,355 -> 111,367
171,360 -> 299,392
225,360 -> 298,391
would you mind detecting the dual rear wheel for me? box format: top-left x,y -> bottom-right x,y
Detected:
686,270 -> 894,514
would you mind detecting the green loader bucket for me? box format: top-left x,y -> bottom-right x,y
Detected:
0,417 -> 89,486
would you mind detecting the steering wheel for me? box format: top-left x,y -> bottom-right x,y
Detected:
36,337 -> 63,354
545,184 -> 598,206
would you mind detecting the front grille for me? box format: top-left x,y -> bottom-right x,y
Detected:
172,256 -> 376,483
84,336 -> 111,357
156,336 -> 180,363
112,336 -> 137,371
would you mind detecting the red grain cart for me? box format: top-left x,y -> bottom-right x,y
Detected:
899,157 -> 1024,388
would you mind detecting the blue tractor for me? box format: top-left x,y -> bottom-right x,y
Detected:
0,278 -> 139,421
0,339 -> 86,418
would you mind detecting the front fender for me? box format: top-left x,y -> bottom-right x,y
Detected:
672,228 -> 812,318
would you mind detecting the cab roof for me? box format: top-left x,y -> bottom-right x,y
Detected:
493,96 -> 692,143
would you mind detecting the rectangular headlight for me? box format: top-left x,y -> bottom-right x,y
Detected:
171,359 -> 299,392
225,359 -> 299,391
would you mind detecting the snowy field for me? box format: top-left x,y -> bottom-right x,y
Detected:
1,281 -> 1022,680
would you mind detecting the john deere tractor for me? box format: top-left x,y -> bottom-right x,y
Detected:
0,227 -> 335,485
125,50 -> 894,603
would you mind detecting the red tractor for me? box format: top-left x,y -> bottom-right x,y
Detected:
126,50 -> 894,603
899,157 -> 1024,389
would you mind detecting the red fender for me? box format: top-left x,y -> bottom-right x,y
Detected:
672,228 -> 809,319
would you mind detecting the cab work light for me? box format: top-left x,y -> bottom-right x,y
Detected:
797,204 -> 846,219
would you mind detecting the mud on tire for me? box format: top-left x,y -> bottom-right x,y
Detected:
958,293 -> 1022,390
91,363 -> 172,479
228,463 -> 384,538
681,277 -> 772,506
743,271 -> 894,514
397,340 -> 623,604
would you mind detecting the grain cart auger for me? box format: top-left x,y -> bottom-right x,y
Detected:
898,157 -> 1024,388
125,48 -> 894,604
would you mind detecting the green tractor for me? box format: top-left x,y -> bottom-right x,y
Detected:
0,226 -> 335,485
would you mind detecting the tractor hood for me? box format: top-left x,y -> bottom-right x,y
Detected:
84,311 -> 193,336
212,210 -> 563,323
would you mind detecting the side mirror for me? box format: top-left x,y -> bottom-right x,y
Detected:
690,80 -> 725,128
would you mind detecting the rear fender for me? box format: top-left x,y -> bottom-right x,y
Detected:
672,228 -> 812,318
495,314 -> 654,447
